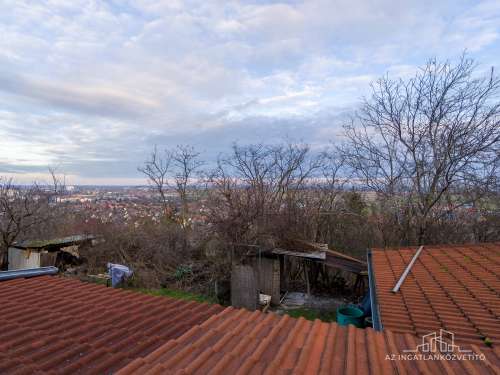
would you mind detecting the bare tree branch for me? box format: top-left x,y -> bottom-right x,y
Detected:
340,54 -> 500,244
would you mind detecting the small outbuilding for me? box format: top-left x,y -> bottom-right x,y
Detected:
231,238 -> 367,310
8,235 -> 94,270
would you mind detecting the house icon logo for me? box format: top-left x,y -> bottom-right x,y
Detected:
385,329 -> 485,362
403,329 -> 472,354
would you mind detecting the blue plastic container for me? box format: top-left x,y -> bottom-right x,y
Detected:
336,305 -> 364,327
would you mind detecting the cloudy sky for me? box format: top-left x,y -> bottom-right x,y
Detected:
1,0 -> 499,185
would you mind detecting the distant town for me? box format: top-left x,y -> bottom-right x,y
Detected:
51,185 -> 208,227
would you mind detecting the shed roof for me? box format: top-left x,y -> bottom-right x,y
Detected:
12,234 -> 95,250
370,243 -> 500,347
272,239 -> 367,274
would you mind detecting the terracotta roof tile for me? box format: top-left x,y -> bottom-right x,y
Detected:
116,307 -> 500,375
371,243 -> 500,347
0,275 -> 224,374
3,264 -> 500,374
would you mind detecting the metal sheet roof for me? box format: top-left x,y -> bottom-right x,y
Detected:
12,235 -> 95,250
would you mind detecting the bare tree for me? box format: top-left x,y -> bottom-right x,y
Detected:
0,179 -> 51,269
340,55 -> 500,244
172,145 -> 204,222
139,145 -> 204,224
207,142 -> 321,245
48,165 -> 67,198
138,146 -> 173,213
317,149 -> 347,213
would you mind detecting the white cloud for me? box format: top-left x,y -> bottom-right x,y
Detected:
0,0 -> 498,183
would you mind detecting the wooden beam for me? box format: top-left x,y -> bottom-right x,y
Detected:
304,261 -> 311,297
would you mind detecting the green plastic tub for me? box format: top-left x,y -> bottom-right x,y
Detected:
336,305 -> 364,328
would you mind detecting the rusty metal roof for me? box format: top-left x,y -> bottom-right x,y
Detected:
272,239 -> 367,274
370,243 -> 500,347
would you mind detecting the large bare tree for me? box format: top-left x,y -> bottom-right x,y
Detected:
207,142 -> 322,245
340,55 -> 500,244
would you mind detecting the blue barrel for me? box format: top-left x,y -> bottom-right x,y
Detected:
336,305 -> 364,327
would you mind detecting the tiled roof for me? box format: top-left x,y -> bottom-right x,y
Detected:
117,307 -> 500,375
371,243 -> 500,346
2,274 -> 500,374
0,276 -> 223,375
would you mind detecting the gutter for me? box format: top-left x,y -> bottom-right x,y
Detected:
367,249 -> 383,331
0,267 -> 58,282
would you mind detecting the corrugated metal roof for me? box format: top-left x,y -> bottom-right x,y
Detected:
371,243 -> 500,347
272,239 -> 367,274
12,234 -> 95,250
117,306 -> 500,374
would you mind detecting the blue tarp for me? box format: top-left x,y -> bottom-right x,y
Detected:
107,263 -> 133,287
359,294 -> 371,316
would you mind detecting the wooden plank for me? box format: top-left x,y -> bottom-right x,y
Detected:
40,252 -> 57,267
231,265 -> 258,310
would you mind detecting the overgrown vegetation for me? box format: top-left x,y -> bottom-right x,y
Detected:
2,56 -> 499,302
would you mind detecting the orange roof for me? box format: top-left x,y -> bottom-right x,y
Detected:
0,276 -> 223,374
370,243 -> 500,347
117,306 -> 500,375
0,276 -> 500,375
2,272 -> 499,374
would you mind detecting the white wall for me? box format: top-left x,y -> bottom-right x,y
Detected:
8,248 -> 41,270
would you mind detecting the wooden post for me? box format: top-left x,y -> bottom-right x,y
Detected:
279,255 -> 286,290
304,261 -> 311,297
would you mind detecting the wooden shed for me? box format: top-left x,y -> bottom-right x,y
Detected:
230,239 -> 367,310
8,235 -> 94,270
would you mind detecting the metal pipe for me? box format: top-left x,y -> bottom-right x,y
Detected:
391,246 -> 424,293
0,266 -> 58,281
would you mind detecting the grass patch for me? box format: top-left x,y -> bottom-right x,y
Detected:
129,287 -> 217,304
284,308 -> 336,322
80,275 -> 216,304
87,277 -> 109,286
